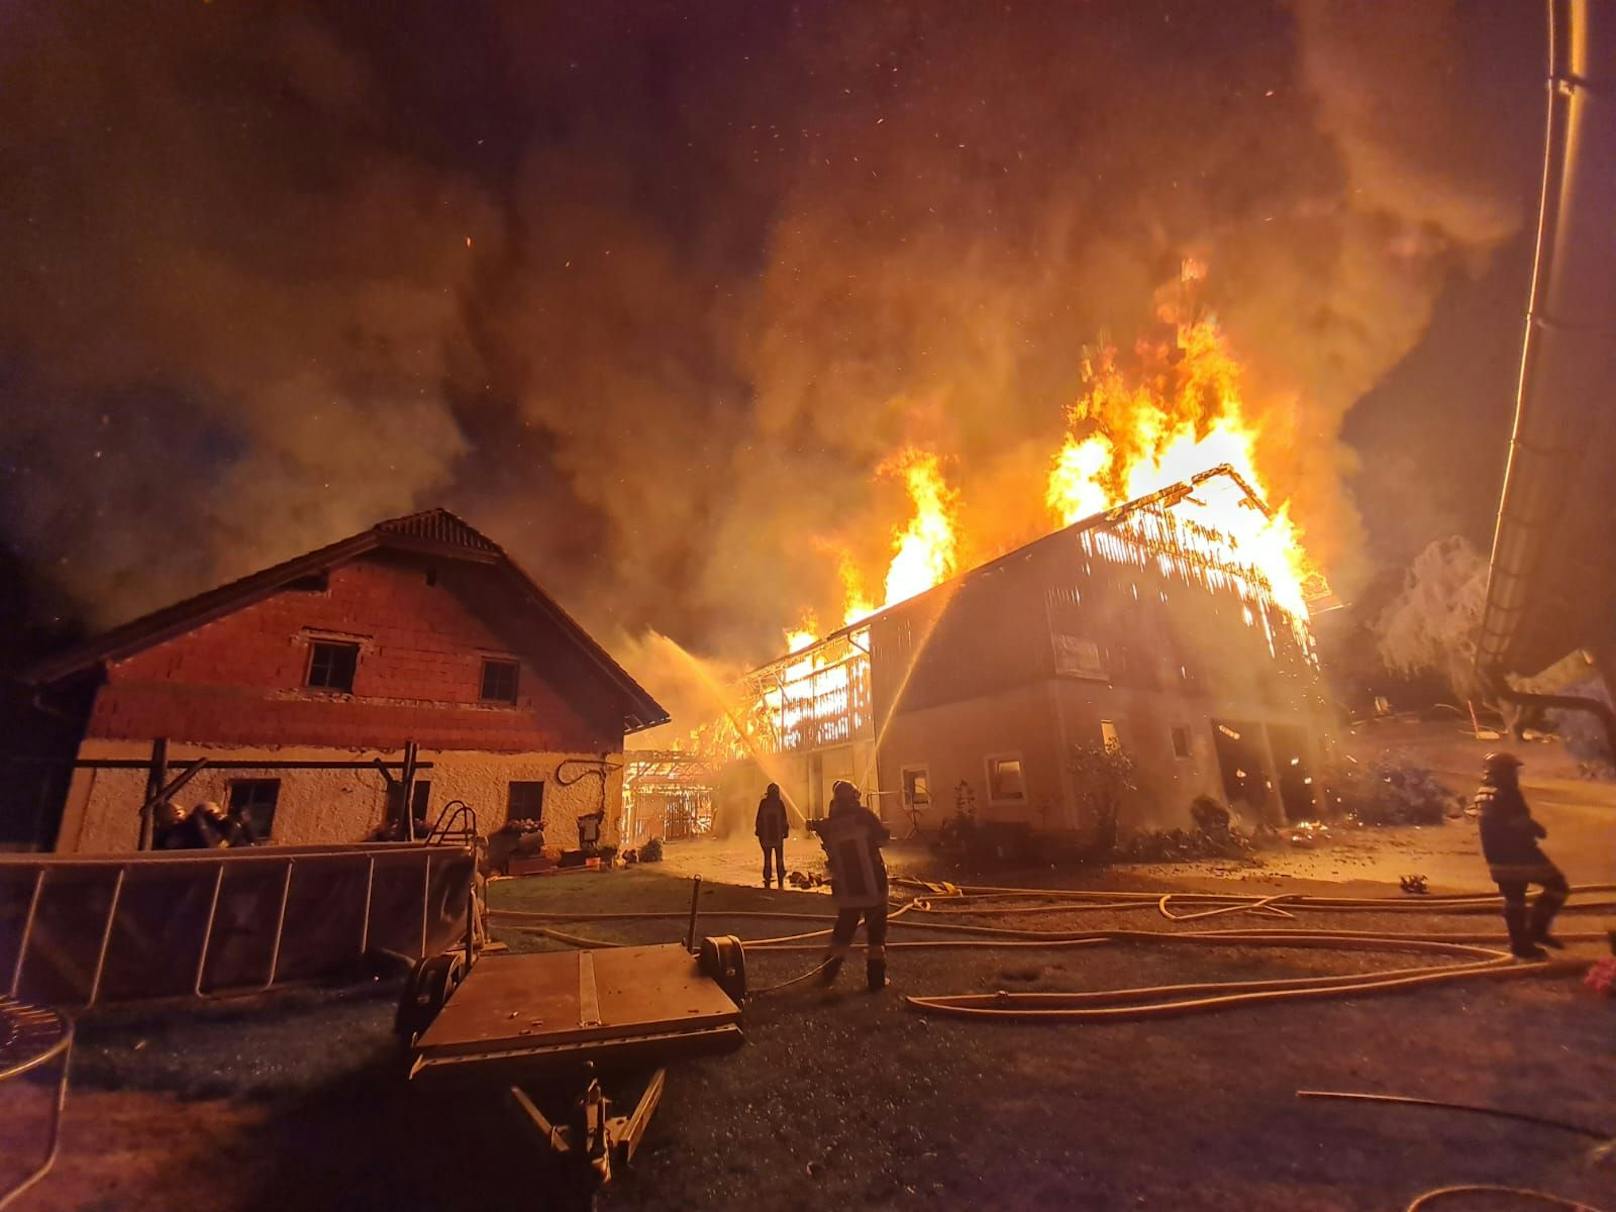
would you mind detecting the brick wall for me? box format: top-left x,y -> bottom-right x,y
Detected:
86,554 -> 624,753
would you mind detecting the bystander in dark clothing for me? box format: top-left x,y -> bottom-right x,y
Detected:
755,784 -> 790,888
811,780 -> 891,991
1475,751 -> 1568,959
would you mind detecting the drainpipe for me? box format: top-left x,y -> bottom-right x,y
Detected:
1477,0 -> 1616,676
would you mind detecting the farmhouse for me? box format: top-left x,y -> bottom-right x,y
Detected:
25,510 -> 667,852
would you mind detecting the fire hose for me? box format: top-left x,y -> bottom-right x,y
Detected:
491,882 -> 1612,1014
496,884 -> 1612,1207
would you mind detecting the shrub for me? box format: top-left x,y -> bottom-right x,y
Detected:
1323,753 -> 1451,826
641,836 -> 664,862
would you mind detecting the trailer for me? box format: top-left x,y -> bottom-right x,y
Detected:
396,931 -> 748,1207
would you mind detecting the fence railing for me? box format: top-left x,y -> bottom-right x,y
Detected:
0,843 -> 475,1010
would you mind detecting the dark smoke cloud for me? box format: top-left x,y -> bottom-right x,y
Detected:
0,1 -> 1537,677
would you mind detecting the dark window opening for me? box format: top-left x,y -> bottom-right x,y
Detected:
481,659 -> 520,704
902,767 -> 931,806
307,640 -> 358,692
987,756 -> 1025,802
286,571 -> 329,592
1171,727 -> 1191,759
227,779 -> 280,841
508,780 -> 544,822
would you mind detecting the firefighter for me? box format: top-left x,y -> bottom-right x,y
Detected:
1474,751 -> 1568,959
755,783 -> 789,888
810,779 -> 891,991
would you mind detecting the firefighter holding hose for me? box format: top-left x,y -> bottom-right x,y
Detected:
810,779 -> 891,991
1474,751 -> 1568,959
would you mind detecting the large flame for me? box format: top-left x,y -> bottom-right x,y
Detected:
1045,296 -> 1314,618
842,448 -> 959,627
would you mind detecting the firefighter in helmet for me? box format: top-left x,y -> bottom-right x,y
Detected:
1474,751 -> 1568,959
809,779 -> 891,991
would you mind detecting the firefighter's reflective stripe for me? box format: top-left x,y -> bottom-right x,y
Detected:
820,816 -> 885,909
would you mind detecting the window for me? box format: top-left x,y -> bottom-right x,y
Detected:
1100,720 -> 1120,753
227,779 -> 280,841
306,640 -> 358,692
1052,635 -> 1107,680
507,780 -> 544,822
986,755 -> 1025,802
901,766 -> 931,807
480,658 -> 520,704
1171,726 -> 1191,759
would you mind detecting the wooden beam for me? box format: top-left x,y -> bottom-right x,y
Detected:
138,738 -> 168,851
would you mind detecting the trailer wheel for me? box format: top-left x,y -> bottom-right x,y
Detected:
395,951 -> 467,1047
698,935 -> 747,1003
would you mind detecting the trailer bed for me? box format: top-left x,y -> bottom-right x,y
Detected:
409,943 -> 742,1082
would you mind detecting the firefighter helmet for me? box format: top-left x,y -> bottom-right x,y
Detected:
1482,751 -> 1523,776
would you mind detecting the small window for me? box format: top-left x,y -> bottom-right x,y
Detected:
307,640 -> 358,692
1100,720 -> 1120,752
227,779 -> 280,841
480,658 -> 519,704
902,766 -> 931,807
1171,726 -> 1191,759
507,780 -> 544,822
1052,635 -> 1107,680
986,755 -> 1025,802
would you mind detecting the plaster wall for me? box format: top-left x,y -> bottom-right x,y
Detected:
57,737 -> 623,854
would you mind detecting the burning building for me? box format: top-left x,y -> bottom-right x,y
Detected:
709,466 -> 1332,842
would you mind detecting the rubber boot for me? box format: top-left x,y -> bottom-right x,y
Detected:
866,946 -> 887,993
1505,904 -> 1547,960
1529,892 -> 1566,950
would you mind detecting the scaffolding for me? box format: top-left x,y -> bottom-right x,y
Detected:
622,750 -> 718,840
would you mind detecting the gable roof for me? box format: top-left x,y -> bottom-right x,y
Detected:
745,464 -> 1286,679
25,509 -> 669,733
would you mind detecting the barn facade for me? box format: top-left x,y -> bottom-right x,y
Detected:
713,476 -> 1333,842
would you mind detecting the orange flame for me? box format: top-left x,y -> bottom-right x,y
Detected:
842,448 -> 959,627
1045,305 -> 1314,618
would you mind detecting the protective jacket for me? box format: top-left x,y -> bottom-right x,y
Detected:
1475,779 -> 1551,877
755,794 -> 789,846
814,802 -> 890,909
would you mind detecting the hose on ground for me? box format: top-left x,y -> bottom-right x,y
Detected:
496,882 -> 1604,1018
1406,1185 -> 1608,1211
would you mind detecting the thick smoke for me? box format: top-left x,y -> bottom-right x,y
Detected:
0,2 -> 1535,694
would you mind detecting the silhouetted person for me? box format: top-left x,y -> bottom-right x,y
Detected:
810,780 -> 891,991
755,783 -> 789,889
1474,751 -> 1568,959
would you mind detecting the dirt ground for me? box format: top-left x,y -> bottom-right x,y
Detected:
6,859 -> 1614,1212
5,727 -> 1613,1211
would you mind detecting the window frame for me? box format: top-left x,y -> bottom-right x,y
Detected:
507,780 -> 545,823
226,778 -> 281,840
984,752 -> 1027,805
479,657 -> 521,705
1170,725 -> 1192,759
305,639 -> 359,693
900,764 -> 932,809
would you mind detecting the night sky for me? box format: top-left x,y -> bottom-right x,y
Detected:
0,1 -> 1545,666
